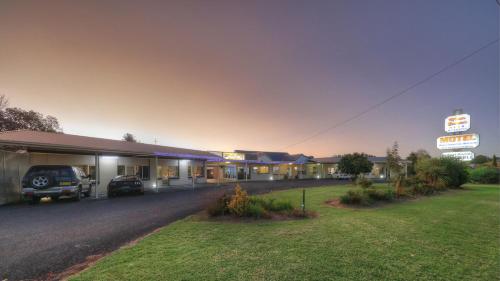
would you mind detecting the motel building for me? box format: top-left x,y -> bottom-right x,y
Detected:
0,130 -> 395,205
0,130 -> 219,204
205,151 -> 315,183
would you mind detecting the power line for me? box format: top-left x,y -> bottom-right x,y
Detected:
281,38 -> 499,150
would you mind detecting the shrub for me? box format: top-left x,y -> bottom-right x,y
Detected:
469,167 -> 500,184
245,203 -> 268,218
207,193 -> 230,216
365,188 -> 394,201
209,185 -> 297,219
249,196 -> 293,213
416,157 -> 469,189
228,184 -> 250,216
356,177 -> 373,188
409,183 -> 436,196
340,189 -> 371,205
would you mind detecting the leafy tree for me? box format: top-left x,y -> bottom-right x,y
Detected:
471,155 -> 490,164
492,155 -> 497,167
386,141 -> 403,179
338,153 -> 373,180
0,106 -> 62,133
407,149 -> 430,176
122,133 -> 137,142
0,94 -> 8,110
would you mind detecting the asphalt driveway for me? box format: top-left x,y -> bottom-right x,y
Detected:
0,179 -> 347,280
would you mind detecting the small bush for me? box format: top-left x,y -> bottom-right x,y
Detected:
250,196 -> 293,213
469,167 -> 500,184
409,183 -> 436,196
245,203 -> 268,219
356,177 -> 373,188
207,193 -> 230,216
228,184 -> 250,217
365,188 -> 394,201
340,189 -> 371,205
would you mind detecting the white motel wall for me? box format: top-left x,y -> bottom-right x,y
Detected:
0,131 -> 396,205
0,150 -> 208,203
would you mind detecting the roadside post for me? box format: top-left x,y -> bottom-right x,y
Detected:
302,189 -> 305,215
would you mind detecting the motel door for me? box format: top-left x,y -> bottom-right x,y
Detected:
224,165 -> 237,181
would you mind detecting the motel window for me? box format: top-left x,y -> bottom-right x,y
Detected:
327,167 -> 336,175
272,166 -> 280,174
256,166 -> 269,174
126,166 -> 135,176
188,164 -> 205,178
117,165 -> 125,176
89,166 -> 96,180
136,165 -> 150,181
158,165 -> 179,179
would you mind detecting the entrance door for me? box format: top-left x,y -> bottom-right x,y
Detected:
207,167 -> 215,179
224,165 -> 237,181
237,167 -> 245,180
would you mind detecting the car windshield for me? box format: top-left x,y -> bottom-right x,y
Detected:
26,166 -> 74,177
113,175 -> 139,181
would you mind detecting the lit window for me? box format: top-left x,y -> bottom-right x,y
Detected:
256,166 -> 269,174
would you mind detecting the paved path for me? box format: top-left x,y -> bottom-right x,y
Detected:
0,179 -> 347,280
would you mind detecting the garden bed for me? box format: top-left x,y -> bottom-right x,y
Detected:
206,184 -> 317,221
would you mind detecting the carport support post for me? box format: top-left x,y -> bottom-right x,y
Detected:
95,153 -> 99,199
245,162 -> 248,181
155,156 -> 159,193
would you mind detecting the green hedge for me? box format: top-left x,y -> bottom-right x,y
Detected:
469,167 -> 500,184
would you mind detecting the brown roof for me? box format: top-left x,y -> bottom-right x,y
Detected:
0,130 -> 221,160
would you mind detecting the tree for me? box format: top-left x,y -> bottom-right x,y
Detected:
0,94 -> 8,110
0,107 -> 62,133
386,141 -> 403,179
406,149 -> 430,176
492,155 -> 497,167
471,155 -> 490,165
338,153 -> 373,180
122,133 -> 137,142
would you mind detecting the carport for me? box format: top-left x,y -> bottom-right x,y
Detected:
0,130 -> 222,204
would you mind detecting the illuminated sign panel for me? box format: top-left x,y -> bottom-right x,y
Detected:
222,152 -> 245,161
442,151 -> 474,161
445,114 -> 470,133
436,134 -> 479,150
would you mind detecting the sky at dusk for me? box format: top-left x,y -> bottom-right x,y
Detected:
0,0 -> 498,157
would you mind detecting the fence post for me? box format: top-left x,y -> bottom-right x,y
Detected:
302,189 -> 305,215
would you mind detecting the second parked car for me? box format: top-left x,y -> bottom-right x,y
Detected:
107,175 -> 144,197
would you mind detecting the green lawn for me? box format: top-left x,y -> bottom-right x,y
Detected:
71,184 -> 500,281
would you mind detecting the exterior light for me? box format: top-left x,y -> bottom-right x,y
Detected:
225,161 -> 230,164
101,156 -> 118,160
288,162 -> 293,165
152,183 -> 157,188
270,176 -> 274,181
316,175 -> 320,179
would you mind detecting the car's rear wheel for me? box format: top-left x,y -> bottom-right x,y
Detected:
83,184 -> 92,197
73,187 -> 82,202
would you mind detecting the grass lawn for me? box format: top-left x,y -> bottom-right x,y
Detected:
70,184 -> 500,281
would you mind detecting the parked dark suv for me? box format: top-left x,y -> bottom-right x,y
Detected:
22,165 -> 93,204
107,175 -> 144,197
